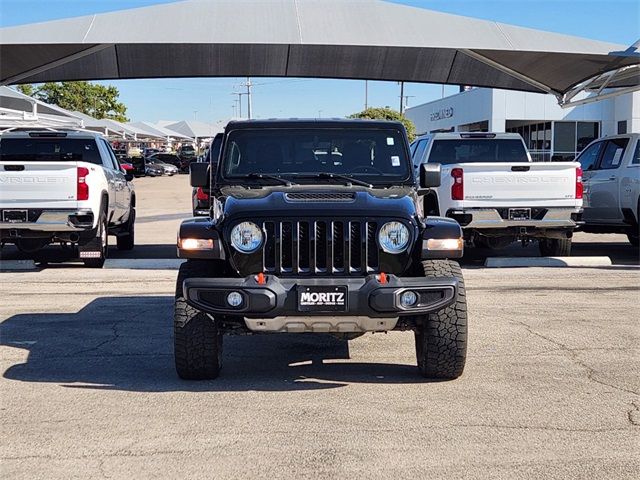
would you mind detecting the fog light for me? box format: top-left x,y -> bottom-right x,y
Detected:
179,238 -> 214,250
400,291 -> 418,307
426,238 -> 463,251
227,291 -> 243,308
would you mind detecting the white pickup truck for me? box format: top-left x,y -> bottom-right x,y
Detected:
0,129 -> 136,267
411,132 -> 583,256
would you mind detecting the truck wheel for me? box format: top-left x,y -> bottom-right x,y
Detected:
539,237 -> 572,256
414,260 -> 468,380
83,213 -> 108,268
116,206 -> 135,251
174,260 -> 222,380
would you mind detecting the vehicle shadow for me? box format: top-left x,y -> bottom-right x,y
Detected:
1,296 -> 428,393
0,243 -> 178,263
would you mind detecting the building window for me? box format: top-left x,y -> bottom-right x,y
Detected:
554,122 -> 577,161
577,122 -> 599,152
618,121 -> 627,135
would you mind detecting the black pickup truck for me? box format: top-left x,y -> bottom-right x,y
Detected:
176,119 -> 468,380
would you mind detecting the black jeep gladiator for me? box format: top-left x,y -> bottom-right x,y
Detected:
176,119 -> 468,380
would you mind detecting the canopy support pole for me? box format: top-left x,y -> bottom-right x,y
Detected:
460,49 -> 562,97
0,44 -> 113,86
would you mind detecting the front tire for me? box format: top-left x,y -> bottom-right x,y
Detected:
539,237 -> 572,256
174,261 -> 223,380
414,260 -> 468,380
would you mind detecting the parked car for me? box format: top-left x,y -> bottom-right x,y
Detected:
192,133 -> 222,216
120,162 -> 135,174
178,143 -> 197,161
176,119 -> 467,380
143,148 -> 160,158
149,153 -> 189,172
130,156 -> 147,177
0,129 -> 136,267
576,133 -> 640,246
146,157 -> 178,176
411,132 -> 583,256
145,162 -> 164,177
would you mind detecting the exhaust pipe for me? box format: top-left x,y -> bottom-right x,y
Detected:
69,233 -> 80,243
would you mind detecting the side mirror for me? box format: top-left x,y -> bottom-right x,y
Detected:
124,172 -> 134,182
190,162 -> 210,188
420,163 -> 441,188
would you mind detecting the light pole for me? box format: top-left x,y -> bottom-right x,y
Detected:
365,80 -> 369,110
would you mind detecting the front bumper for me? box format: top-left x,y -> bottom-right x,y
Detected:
183,274 -> 458,332
0,209 -> 95,233
447,207 -> 582,229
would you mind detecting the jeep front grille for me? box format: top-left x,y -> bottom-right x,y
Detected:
262,220 -> 379,275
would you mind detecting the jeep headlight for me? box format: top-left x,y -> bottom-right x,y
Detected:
230,222 -> 263,253
378,222 -> 410,254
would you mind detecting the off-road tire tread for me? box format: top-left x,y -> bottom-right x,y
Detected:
415,260 -> 467,379
174,261 -> 222,380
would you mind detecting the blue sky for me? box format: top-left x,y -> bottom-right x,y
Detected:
1,0 -> 638,123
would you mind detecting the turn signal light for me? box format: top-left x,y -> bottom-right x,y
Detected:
77,167 -> 89,201
179,238 -> 213,250
576,167 -> 583,200
451,168 -> 464,201
426,238 -> 464,251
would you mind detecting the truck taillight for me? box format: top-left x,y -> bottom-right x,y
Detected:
77,167 -> 89,201
196,187 -> 209,201
575,167 -> 583,199
451,168 -> 464,201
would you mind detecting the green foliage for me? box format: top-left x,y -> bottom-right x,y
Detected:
16,84 -> 35,97
25,82 -> 129,122
348,107 -> 417,142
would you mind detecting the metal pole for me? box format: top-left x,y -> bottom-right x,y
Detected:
365,80 -> 368,110
246,77 -> 253,119
399,82 -> 405,113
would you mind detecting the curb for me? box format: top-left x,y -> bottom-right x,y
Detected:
0,260 -> 38,271
485,256 -> 613,268
104,259 -> 184,270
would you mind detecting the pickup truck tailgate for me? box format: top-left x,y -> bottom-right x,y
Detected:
452,162 -> 580,207
0,161 -> 79,208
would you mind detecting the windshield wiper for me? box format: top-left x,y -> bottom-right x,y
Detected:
246,173 -> 298,186
291,172 -> 373,188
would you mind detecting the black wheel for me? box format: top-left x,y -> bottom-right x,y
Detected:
414,260 -> 468,380
116,206 -> 135,251
83,212 -> 108,268
539,237 -> 572,256
174,260 -> 222,380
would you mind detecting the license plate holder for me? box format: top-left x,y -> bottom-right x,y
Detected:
2,210 -> 28,223
298,286 -> 348,312
508,208 -> 531,221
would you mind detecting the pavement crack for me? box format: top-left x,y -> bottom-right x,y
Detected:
628,401 -> 640,427
513,320 -> 639,397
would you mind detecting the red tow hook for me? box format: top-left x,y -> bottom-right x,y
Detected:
255,273 -> 267,285
377,272 -> 388,284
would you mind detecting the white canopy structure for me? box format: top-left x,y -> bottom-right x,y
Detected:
165,120 -> 221,140
0,86 -> 83,130
0,0 -> 637,107
128,121 -> 191,141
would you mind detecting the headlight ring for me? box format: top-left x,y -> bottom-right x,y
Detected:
378,221 -> 410,254
230,221 -> 264,253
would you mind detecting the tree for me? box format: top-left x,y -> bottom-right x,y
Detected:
348,107 -> 417,142
29,81 -> 129,122
16,84 -> 35,97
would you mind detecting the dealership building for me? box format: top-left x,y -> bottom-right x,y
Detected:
405,88 -> 639,162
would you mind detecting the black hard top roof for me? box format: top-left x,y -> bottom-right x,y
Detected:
225,118 -> 406,131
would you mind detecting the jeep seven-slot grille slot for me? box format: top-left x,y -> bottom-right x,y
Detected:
262,220 -> 379,275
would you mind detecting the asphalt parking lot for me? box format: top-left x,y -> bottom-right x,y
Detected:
1,175 -> 639,479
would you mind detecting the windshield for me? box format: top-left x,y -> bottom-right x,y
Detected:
221,128 -> 411,185
0,138 -> 102,164
428,139 -> 529,165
